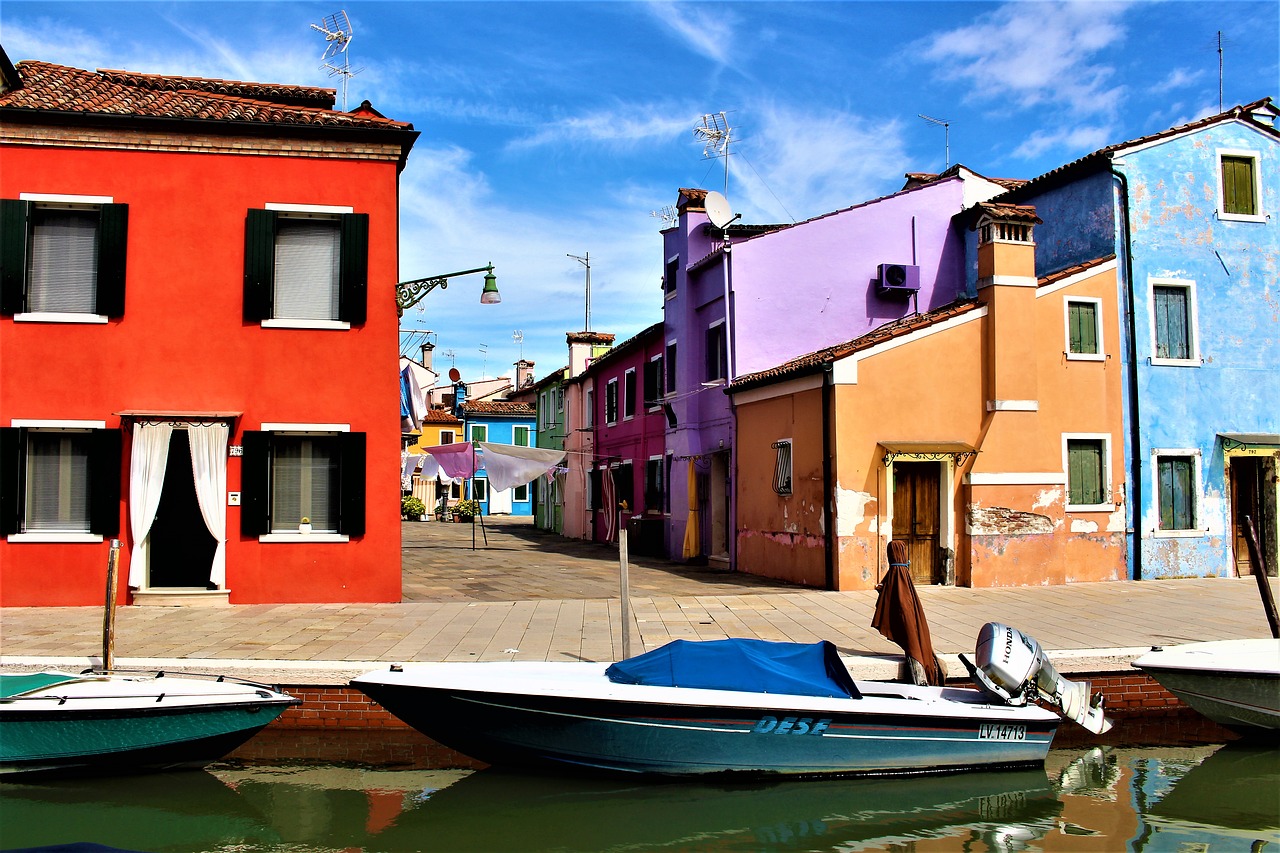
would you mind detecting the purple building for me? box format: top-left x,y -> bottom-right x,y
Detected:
660,170 -> 1014,566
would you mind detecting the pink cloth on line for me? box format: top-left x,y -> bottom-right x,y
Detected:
423,442 -> 479,480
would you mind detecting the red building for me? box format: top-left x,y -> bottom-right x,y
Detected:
0,52 -> 418,605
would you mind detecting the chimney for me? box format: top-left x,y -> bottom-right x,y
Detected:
453,382 -> 467,418
420,341 -> 435,372
973,202 -> 1042,414
567,331 -> 615,377
515,359 -> 535,389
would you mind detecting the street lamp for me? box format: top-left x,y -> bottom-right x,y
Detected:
396,263 -> 500,316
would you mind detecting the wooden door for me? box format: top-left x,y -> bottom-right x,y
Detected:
1231,457 -> 1267,576
893,462 -> 941,584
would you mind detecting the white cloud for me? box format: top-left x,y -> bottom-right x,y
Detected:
1012,124 -> 1115,161
645,1 -> 739,66
921,1 -> 1130,117
506,104 -> 696,152
1151,68 -> 1206,92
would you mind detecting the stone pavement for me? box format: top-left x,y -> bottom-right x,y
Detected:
1,516 -> 1275,683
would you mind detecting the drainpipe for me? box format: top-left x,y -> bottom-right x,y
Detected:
822,364 -> 835,589
1112,166 -> 1143,582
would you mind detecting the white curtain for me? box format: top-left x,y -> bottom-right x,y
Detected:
127,422 -> 173,588
188,423 -> 229,588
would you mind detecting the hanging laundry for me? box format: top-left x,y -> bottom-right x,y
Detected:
423,442 -> 479,480
477,442 -> 567,492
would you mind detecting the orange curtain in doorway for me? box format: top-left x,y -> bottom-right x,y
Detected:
682,459 -> 700,559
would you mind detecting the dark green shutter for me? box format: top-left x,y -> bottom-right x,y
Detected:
339,213 -> 369,325
240,430 -> 271,535
95,203 -> 129,318
243,209 -> 277,322
88,428 -> 122,536
338,431 -> 366,536
0,199 -> 30,315
1221,156 -> 1255,216
0,427 -> 23,535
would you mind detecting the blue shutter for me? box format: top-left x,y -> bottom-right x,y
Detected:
1153,287 -> 1190,360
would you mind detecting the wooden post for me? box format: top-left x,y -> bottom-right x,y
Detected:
1243,515 -> 1280,639
619,508 -> 633,660
102,539 -> 122,671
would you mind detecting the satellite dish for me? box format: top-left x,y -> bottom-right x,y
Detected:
448,367 -> 461,383
704,191 -> 734,229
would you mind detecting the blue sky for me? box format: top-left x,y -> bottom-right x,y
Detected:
3,1 -> 1277,386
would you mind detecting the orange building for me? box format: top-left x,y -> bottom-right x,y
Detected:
0,54 -> 417,605
730,203 -> 1127,589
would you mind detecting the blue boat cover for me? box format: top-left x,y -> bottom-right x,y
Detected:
605,638 -> 861,699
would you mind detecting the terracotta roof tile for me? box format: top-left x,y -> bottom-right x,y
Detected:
422,408 -> 461,425
566,331 -> 615,345
0,60 -> 412,131
458,400 -> 535,417
1038,255 -> 1116,288
972,202 -> 1043,224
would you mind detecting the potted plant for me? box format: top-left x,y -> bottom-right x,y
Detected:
401,495 -> 427,521
455,498 -> 481,521
299,516 -> 312,534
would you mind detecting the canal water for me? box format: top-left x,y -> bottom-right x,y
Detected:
2,742 -> 1277,852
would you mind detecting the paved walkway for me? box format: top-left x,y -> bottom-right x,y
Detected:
1,517 -> 1275,683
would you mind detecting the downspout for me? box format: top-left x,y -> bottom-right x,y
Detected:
822,364 -> 835,589
1112,166 -> 1143,582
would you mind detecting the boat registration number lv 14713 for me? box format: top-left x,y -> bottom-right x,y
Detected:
978,723 -> 1026,741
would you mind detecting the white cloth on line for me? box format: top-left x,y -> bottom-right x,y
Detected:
477,442 -> 567,492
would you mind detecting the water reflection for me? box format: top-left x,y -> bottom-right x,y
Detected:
1,744 -> 1276,852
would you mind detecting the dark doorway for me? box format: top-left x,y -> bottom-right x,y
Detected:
892,461 -> 942,584
1231,456 -> 1277,577
149,430 -> 217,588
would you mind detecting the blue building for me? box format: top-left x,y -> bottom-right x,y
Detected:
1003,98 -> 1279,579
457,398 -> 537,517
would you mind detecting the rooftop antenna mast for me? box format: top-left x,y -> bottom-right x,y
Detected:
568,252 -> 591,332
310,10 -> 362,110
650,205 -> 678,228
918,114 -> 952,170
513,329 -> 524,361
694,112 -> 733,196
1217,30 -> 1224,112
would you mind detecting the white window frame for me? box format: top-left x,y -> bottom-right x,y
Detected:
257,423 -> 350,543
512,425 -> 531,447
1148,278 -> 1201,367
259,202 -> 354,331
14,193 -> 115,325
605,378 -> 619,426
1062,433 -> 1112,512
1150,448 -> 1204,538
665,340 -> 677,397
645,454 -> 665,513
7,418 -> 107,543
468,423 -> 488,443
1215,148 -> 1265,223
706,320 -> 727,383
623,368 -> 637,421
585,388 -> 594,428
513,482 -> 529,503
1064,296 -> 1105,362
646,353 -> 664,411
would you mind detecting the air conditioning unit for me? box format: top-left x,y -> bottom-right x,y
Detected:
877,263 -> 920,297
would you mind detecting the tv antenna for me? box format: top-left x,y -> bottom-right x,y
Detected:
443,348 -> 456,367
651,205 -> 678,228
694,111 -> 733,195
479,343 -> 489,379
513,329 -> 524,360
918,114 -> 951,170
568,252 -> 591,332
310,11 -> 363,110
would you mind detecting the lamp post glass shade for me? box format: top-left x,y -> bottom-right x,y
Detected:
480,270 -> 501,304
396,263 -> 500,314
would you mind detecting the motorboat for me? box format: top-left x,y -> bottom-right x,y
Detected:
0,669 -> 299,778
1132,638 -> 1280,736
352,624 -> 1111,779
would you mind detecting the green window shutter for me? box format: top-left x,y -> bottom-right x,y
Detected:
243,209 -> 277,322
338,431 -> 366,536
339,212 -> 369,325
96,204 -> 129,318
1068,301 -> 1097,354
1068,440 -> 1103,505
88,428 -> 122,536
0,199 -> 30,315
240,431 -> 271,535
0,427 -> 23,536
1221,156 -> 1256,215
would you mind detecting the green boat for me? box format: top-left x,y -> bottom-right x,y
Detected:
0,670 -> 298,779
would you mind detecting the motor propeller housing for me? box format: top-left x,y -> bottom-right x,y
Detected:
965,622 -> 1112,734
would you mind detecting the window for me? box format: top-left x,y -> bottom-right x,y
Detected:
624,369 -> 637,420
470,478 -> 488,502
665,341 -> 677,394
469,424 -> 488,443
240,429 -> 365,538
1218,150 -> 1263,221
644,355 -> 664,409
585,389 -> 594,428
589,467 -> 601,511
514,483 -> 529,502
664,255 -> 679,296
1,197 -> 128,319
243,206 -> 368,326
705,322 -> 727,382
513,426 -> 531,447
645,456 -> 665,511
772,440 -> 793,496
1151,279 -> 1199,365
1065,436 -> 1108,509
1,423 -> 121,540
1065,297 -> 1103,360
605,378 -> 619,425
438,430 -> 454,445
614,462 -> 634,512
1155,452 -> 1200,534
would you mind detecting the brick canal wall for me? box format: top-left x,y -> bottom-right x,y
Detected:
226,673 -> 1233,768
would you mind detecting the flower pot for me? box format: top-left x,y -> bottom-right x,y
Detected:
457,514 -> 474,523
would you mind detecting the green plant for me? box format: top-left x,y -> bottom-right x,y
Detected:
401,495 -> 427,517
455,498 -> 482,516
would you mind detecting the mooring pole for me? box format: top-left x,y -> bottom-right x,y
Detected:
102,539 -> 122,671
618,507 -> 633,660
1244,516 -> 1280,639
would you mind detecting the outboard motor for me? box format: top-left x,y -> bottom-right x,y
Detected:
964,622 -> 1112,734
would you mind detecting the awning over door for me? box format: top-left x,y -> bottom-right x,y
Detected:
1220,433 -> 1280,452
879,441 -> 978,467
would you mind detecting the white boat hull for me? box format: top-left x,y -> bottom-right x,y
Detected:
1133,639 -> 1280,736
